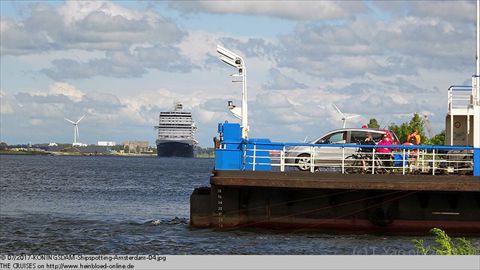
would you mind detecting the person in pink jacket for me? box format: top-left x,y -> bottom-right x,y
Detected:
376,134 -> 393,168
376,134 -> 392,153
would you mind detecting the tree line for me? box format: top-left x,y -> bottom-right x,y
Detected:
367,113 -> 445,145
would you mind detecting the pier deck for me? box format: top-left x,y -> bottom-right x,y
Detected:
211,171 -> 480,192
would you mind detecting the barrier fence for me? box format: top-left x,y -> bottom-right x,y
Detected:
216,140 -> 479,176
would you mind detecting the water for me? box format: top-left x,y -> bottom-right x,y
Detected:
1,155 -> 478,254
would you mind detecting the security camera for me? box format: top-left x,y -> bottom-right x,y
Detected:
227,101 -> 235,109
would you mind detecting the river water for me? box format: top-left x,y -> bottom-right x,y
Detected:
1,155 -> 478,254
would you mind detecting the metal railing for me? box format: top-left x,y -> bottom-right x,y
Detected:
241,142 -> 477,176
448,85 -> 473,111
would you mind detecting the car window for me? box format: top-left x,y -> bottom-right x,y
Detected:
372,133 -> 383,142
320,132 -> 346,144
351,131 -> 368,144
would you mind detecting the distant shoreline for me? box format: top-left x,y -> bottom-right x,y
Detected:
0,150 -> 213,158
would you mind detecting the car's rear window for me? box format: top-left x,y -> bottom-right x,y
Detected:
351,131 -> 384,143
351,131 -> 368,143
372,132 -> 384,142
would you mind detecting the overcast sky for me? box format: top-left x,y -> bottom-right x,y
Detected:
0,1 -> 477,147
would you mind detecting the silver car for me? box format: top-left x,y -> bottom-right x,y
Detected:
285,128 -> 399,171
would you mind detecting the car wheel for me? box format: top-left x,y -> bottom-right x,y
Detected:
296,153 -> 311,171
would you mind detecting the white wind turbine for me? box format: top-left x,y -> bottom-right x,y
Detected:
332,104 -> 360,128
65,115 -> 86,146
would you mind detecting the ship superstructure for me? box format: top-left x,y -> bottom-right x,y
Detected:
155,103 -> 197,157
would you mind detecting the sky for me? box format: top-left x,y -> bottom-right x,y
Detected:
0,0 -> 477,147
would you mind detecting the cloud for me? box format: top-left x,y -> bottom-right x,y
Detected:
2,82 -> 236,144
374,16 -> 473,70
47,82 -> 85,101
0,91 -> 15,115
1,1 -> 474,144
373,1 -> 474,24
41,46 -> 195,80
1,1 -> 183,55
277,12 -> 474,79
219,37 -> 278,59
263,68 -> 307,90
169,1 -> 366,20
2,83 -> 156,143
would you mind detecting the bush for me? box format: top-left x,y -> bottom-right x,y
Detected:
412,228 -> 478,255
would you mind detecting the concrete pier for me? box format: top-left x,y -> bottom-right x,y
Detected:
190,171 -> 480,235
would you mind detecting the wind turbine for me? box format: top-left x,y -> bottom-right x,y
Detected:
422,114 -> 434,138
332,104 -> 360,128
65,114 -> 86,146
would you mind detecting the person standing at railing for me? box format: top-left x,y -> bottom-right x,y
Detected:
405,129 -> 421,171
360,134 -> 376,152
377,134 -> 393,168
406,129 -> 421,145
360,134 -> 376,172
213,136 -> 220,149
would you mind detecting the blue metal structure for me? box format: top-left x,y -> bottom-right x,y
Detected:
214,122 -> 243,170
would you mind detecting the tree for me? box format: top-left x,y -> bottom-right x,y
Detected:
389,113 -> 427,144
0,142 -> 8,150
367,118 -> 380,129
429,130 -> 445,145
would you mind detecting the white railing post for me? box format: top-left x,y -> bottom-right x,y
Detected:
432,149 -> 436,175
372,148 -> 376,174
242,143 -> 246,170
419,149 -> 423,172
252,144 -> 256,171
341,147 -> 345,174
280,146 -> 285,172
402,148 -> 406,175
310,146 -> 315,173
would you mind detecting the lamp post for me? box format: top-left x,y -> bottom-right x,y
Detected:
216,45 -> 248,139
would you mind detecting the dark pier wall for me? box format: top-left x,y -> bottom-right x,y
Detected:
190,171 -> 480,235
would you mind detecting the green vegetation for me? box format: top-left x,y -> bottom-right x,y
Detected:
368,113 -> 445,145
389,113 -> 427,144
429,130 -> 445,145
367,118 -> 380,129
0,142 -> 7,150
412,228 -> 478,255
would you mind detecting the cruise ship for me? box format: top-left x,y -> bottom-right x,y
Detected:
154,103 -> 197,157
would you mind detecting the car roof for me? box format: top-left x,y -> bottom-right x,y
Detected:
310,128 -> 389,143
321,128 -> 388,135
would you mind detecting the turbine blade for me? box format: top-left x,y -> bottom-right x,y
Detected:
76,114 -> 86,124
332,104 -> 342,115
346,114 -> 360,120
65,118 -> 75,124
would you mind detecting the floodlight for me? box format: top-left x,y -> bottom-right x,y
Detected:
220,56 -> 238,68
217,46 -> 238,61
